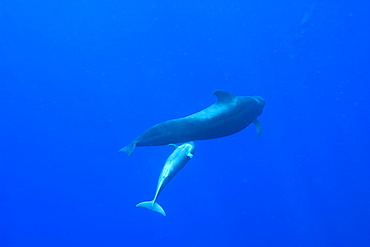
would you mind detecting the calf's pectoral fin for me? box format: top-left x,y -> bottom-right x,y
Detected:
253,119 -> 262,138
168,144 -> 178,149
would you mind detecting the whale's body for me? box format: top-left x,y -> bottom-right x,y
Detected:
121,90 -> 265,157
136,142 -> 196,216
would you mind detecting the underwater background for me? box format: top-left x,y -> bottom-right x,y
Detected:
1,1 -> 369,246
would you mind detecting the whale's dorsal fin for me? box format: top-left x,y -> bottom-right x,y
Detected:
213,90 -> 236,103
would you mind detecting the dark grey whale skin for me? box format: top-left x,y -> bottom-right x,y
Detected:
121,90 -> 265,157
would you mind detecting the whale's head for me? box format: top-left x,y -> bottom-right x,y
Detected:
247,96 -> 265,118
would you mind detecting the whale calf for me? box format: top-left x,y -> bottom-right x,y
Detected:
136,141 -> 196,216
121,90 -> 265,157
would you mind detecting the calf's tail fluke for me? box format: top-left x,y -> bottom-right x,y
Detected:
119,142 -> 136,157
136,200 -> 166,216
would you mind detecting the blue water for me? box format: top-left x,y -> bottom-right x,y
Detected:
1,1 -> 369,246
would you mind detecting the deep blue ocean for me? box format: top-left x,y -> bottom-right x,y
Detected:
1,1 -> 369,246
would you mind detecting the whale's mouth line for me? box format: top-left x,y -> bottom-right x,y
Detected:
252,96 -> 265,106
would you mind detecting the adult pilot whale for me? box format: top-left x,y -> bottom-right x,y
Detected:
120,90 -> 265,157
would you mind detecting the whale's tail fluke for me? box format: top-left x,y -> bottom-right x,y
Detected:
136,200 -> 166,216
119,142 -> 136,157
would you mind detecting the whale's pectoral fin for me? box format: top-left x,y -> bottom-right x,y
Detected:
253,118 -> 262,138
136,200 -> 166,216
168,144 -> 178,149
119,142 -> 137,158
